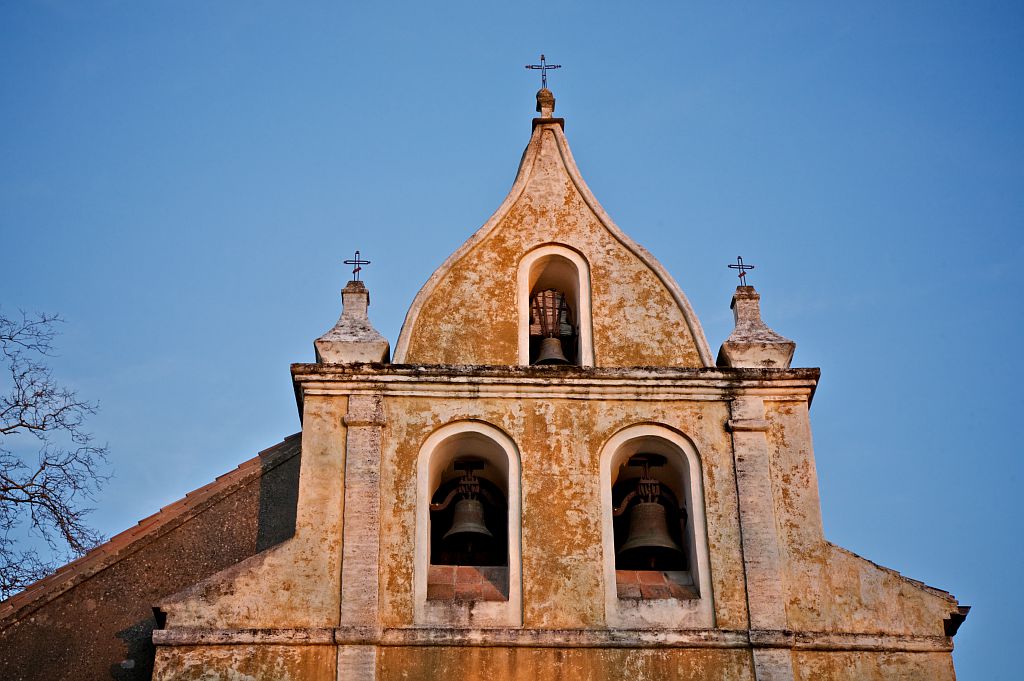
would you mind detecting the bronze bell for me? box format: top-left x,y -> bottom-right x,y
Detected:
535,336 -> 570,365
531,288 -> 573,365
618,501 -> 684,568
443,497 -> 493,543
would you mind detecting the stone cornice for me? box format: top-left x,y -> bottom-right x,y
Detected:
291,364 -> 819,409
153,626 -> 951,653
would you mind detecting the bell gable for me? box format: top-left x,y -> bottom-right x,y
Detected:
394,95 -> 713,368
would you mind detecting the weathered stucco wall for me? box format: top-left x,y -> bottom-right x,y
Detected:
158,395 -> 347,630
788,543 -> 957,637
153,645 -> 335,681
142,363 -> 961,680
377,393 -> 746,630
379,647 -> 756,681
792,651 -> 956,681
399,124 -> 706,368
763,400 -> 958,636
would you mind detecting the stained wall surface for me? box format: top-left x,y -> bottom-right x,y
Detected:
792,651 -> 956,681
377,393 -> 745,630
153,645 -> 335,681
378,647 -> 758,681
143,363 -> 964,680
763,401 -> 956,637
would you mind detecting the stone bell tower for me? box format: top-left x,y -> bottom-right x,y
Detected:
150,86 -> 967,681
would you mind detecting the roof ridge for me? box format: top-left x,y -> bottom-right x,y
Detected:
0,433 -> 301,627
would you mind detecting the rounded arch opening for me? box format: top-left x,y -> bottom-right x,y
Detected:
517,244 -> 594,367
426,431 -> 510,567
414,421 -> 523,625
599,424 -> 715,627
609,436 -> 695,575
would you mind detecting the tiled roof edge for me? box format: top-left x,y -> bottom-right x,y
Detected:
0,433 -> 302,627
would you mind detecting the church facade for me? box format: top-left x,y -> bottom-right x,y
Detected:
0,88 -> 967,680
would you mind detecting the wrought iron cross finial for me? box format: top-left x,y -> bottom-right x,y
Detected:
525,53 -> 561,89
343,250 -> 371,281
728,256 -> 755,286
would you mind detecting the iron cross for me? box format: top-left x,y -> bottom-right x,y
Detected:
343,250 -> 371,281
728,256 -> 755,286
525,54 -> 561,89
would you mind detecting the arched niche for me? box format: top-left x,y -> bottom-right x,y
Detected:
414,421 -> 522,627
517,244 -> 594,367
599,424 -> 715,629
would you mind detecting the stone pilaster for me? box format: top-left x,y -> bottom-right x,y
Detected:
338,393 -> 385,680
750,649 -> 795,681
337,644 -> 378,680
729,395 -> 794,681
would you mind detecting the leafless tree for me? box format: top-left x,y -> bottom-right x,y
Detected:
0,311 -> 109,599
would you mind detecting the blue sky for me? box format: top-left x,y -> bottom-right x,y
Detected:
1,2 -> 1021,677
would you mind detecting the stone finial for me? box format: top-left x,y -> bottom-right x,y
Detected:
717,286 -> 795,369
536,88 -> 555,117
314,281 -> 390,364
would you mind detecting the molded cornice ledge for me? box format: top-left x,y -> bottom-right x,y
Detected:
289,364 -> 820,409
292,364 -> 820,382
152,626 -> 952,653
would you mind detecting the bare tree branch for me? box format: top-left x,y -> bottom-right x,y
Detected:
0,310 -> 109,599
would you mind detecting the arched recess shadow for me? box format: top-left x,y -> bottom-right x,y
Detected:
414,419 -> 523,627
517,243 -> 594,367
599,423 -> 716,629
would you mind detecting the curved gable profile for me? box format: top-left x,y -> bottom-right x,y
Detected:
394,91 -> 713,368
